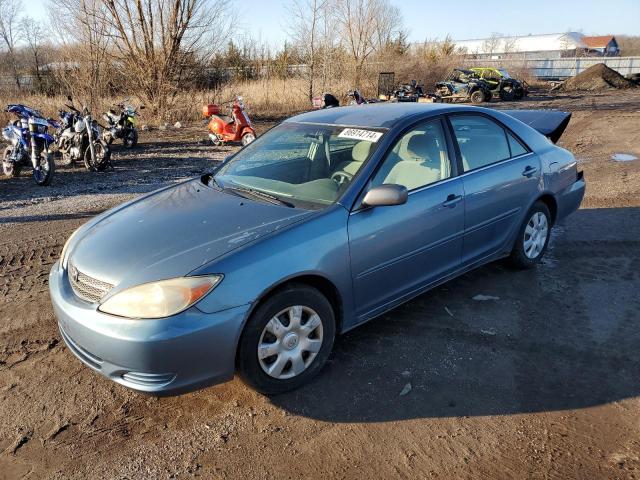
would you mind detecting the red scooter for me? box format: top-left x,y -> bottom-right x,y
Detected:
203,96 -> 256,146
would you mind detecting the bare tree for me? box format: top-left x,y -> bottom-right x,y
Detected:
502,36 -> 517,56
99,0 -> 234,117
334,0 -> 403,88
50,0 -> 115,107
0,0 -> 22,88
20,16 -> 45,87
482,32 -> 502,58
288,0 -> 329,100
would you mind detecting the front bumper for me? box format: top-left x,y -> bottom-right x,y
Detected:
49,261 -> 250,394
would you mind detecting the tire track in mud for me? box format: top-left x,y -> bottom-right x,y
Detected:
0,233 -> 66,302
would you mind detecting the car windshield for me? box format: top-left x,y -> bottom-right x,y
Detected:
498,69 -> 511,78
213,122 -> 384,209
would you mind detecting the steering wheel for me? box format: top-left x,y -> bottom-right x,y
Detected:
331,170 -> 353,186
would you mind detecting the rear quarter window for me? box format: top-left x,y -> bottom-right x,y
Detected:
507,131 -> 529,157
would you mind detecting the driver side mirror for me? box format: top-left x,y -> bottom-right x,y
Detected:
362,184 -> 408,208
67,95 -> 73,102
139,105 -> 145,110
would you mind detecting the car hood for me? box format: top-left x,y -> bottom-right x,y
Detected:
69,179 -> 312,290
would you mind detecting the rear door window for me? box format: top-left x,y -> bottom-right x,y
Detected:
450,115 -> 511,172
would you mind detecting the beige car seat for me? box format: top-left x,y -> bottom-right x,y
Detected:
384,134 -> 448,190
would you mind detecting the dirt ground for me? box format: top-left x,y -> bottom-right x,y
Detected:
1,90 -> 639,480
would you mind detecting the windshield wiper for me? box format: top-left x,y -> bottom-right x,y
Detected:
208,175 -> 224,190
230,186 -> 295,208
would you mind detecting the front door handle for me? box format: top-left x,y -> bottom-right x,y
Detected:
443,194 -> 463,207
522,165 -> 539,177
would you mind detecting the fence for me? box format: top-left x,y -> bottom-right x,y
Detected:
465,56 -> 640,80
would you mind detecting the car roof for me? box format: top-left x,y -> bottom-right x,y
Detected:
285,103 -> 473,129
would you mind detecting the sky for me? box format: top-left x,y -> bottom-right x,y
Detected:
24,0 -> 640,46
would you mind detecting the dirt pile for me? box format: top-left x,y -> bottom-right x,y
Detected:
560,63 -> 637,91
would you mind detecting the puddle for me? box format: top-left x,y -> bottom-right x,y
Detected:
611,153 -> 638,162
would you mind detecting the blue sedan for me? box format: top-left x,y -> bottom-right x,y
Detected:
49,103 -> 585,394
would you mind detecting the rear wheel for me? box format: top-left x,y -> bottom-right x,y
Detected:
241,132 -> 255,146
237,284 -> 335,395
470,89 -> 485,104
509,201 -> 551,269
58,138 -> 74,165
123,129 -> 138,148
2,147 -> 21,178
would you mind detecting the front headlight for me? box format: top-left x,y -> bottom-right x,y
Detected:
98,275 -> 222,319
61,227 -> 81,269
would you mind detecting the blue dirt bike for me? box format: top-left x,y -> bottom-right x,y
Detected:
2,104 -> 55,185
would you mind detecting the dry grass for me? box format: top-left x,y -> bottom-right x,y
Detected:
0,79 -> 344,126
0,55 -> 548,127
0,93 -> 127,126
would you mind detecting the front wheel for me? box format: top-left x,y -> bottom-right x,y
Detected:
84,141 -> 111,171
237,284 -> 335,395
2,147 -> 21,178
509,201 -> 552,269
499,83 -> 516,101
33,151 -> 54,186
241,132 -> 256,146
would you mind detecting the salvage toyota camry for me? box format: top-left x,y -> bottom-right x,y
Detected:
50,103 -> 585,395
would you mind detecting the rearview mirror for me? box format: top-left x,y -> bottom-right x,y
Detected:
362,184 -> 408,208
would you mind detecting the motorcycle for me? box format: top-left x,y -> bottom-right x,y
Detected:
102,101 -> 144,148
312,93 -> 340,109
203,96 -> 256,146
55,96 -> 111,171
347,89 -> 380,105
2,104 -> 55,186
392,80 -> 426,102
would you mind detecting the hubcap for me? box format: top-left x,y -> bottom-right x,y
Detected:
523,211 -> 549,259
258,305 -> 323,380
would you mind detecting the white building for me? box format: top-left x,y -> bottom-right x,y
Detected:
453,32 -> 588,59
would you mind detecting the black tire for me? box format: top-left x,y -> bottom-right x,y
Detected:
2,147 -> 21,178
514,87 -> 524,100
123,129 -> 138,149
57,138 -> 74,165
509,201 -> 552,269
84,141 -> 111,171
470,89 -> 485,104
33,152 -> 54,186
237,284 -> 336,395
499,83 -> 516,101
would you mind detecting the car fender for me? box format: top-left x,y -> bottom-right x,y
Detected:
192,205 -> 357,328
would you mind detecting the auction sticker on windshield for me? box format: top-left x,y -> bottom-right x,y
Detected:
338,128 -> 383,143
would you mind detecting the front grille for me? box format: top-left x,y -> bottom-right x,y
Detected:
68,262 -> 113,303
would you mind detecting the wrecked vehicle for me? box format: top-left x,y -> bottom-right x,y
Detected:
435,69 -> 492,104
469,67 -> 528,100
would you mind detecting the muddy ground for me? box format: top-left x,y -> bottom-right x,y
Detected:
0,91 -> 639,479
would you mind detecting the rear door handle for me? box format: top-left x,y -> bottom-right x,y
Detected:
522,166 -> 539,177
443,194 -> 463,207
